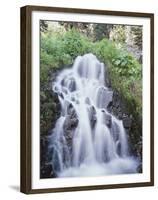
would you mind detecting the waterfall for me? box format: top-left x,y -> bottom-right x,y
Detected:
49,53 -> 139,177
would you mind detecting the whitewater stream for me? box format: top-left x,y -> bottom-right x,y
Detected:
49,53 -> 139,177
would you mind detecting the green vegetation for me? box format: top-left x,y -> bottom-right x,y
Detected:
40,27 -> 142,117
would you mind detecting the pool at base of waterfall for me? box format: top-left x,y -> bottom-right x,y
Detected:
58,157 -> 139,177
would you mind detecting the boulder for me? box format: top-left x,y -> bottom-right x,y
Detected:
67,103 -> 77,119
67,78 -> 76,92
105,114 -> 112,128
102,111 -> 112,128
88,106 -> 97,128
63,115 -> 79,132
61,77 -> 76,92
96,87 -> 113,108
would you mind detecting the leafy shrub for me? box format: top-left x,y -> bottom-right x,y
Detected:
93,39 -> 118,61
62,29 -> 93,58
111,52 -> 141,79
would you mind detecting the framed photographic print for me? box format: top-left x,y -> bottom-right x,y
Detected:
20,5 -> 154,194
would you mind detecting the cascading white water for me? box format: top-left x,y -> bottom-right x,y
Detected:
50,53 -> 139,177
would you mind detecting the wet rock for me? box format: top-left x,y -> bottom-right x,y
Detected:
107,90 -> 127,117
61,77 -> 76,92
68,78 -> 76,92
89,106 -> 97,115
137,163 -> 142,173
102,112 -> 112,128
40,136 -> 49,150
63,115 -> 79,132
64,130 -> 73,140
40,135 -> 56,178
110,121 -> 119,142
107,101 -> 113,110
40,164 -> 55,178
58,92 -> 64,99
63,105 -> 78,160
52,149 -> 63,173
88,106 -> 97,128
63,104 -> 79,132
123,117 -> 132,129
116,141 -> 121,156
67,104 -> 77,119
105,114 -> 112,128
91,115 -> 97,128
97,87 -> 113,108
118,112 -> 123,120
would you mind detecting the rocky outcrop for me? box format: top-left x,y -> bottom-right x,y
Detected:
40,136 -> 57,178
63,104 -> 79,154
123,117 -> 132,129
40,69 -> 61,178
104,112 -> 112,128
87,106 -> 97,128
107,90 -> 142,170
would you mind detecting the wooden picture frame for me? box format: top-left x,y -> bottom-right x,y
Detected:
20,5 -> 154,194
